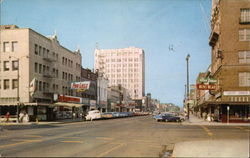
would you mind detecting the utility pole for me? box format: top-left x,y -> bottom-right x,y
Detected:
17,58 -> 20,123
186,54 -> 190,119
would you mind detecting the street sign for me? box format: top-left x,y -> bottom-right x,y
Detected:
196,84 -> 216,90
199,77 -> 217,84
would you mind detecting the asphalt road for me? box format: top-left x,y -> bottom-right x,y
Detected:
0,116 -> 249,157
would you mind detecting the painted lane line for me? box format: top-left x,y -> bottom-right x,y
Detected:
0,130 -> 89,149
200,126 -> 213,137
63,137 -> 81,139
134,139 -> 154,143
11,139 -> 43,142
60,141 -> 83,143
25,135 -> 43,138
96,137 -> 114,140
0,141 -> 27,149
97,143 -> 126,157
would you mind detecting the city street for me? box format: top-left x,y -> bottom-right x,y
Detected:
0,116 -> 249,157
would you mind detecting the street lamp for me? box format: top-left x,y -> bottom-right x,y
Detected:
186,54 -> 190,119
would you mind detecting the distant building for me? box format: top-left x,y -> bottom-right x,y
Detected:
96,72 -> 108,112
200,0 -> 250,123
0,25 -> 82,121
94,47 -> 145,100
80,68 -> 97,113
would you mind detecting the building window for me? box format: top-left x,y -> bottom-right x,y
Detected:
43,48 -> 46,57
12,61 -> 18,71
240,8 -> 250,23
62,57 -> 65,65
11,41 -> 18,52
39,81 -> 42,91
3,42 -> 10,52
39,64 -> 42,73
43,65 -> 46,73
42,82 -> 45,91
239,72 -> 250,87
239,29 -> 250,41
35,63 -> 38,73
39,46 -> 42,56
35,44 -> 38,55
3,61 -> 10,71
0,80 -> 1,89
4,79 -> 10,90
12,79 -> 18,89
239,51 -> 250,64
56,69 -> 58,78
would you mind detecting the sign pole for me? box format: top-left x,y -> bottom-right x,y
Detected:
227,106 -> 230,125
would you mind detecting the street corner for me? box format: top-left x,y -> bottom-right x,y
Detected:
172,139 -> 250,157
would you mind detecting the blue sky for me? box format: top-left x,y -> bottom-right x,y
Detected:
1,0 -> 212,106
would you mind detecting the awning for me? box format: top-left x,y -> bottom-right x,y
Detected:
0,102 -> 50,106
54,102 -> 83,107
198,101 -> 250,107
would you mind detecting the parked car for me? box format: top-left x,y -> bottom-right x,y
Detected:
101,112 -> 113,119
154,113 -> 182,122
111,112 -> 120,118
85,110 -> 101,121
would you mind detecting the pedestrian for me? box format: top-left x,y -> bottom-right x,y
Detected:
72,112 -> 76,120
19,112 -> 24,123
23,113 -> 29,123
5,112 -> 10,123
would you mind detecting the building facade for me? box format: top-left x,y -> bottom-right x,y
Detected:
201,0 -> 250,123
0,25 -> 82,121
96,72 -> 108,112
94,47 -> 145,100
80,68 -> 97,114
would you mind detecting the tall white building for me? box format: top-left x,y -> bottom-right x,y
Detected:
94,47 -> 145,100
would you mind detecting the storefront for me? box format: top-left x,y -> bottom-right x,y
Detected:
221,104 -> 250,123
199,101 -> 250,123
53,94 -> 84,120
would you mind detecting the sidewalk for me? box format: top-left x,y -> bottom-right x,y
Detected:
181,114 -> 250,126
172,139 -> 249,157
0,119 -> 84,131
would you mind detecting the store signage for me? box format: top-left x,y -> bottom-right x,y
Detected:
90,100 -> 96,106
197,84 -> 216,90
223,91 -> 250,96
82,98 -> 90,104
199,77 -> 217,84
57,95 -> 82,103
71,81 -> 90,90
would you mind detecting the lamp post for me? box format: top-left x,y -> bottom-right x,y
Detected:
186,54 -> 190,119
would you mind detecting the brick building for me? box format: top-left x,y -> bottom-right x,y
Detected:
199,0 -> 250,123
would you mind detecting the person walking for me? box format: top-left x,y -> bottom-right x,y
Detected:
5,112 -> 10,123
